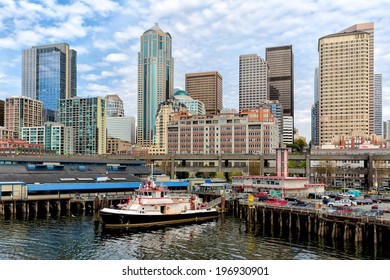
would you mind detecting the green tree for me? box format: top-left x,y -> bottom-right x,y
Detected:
214,172 -> 226,180
228,169 -> 243,182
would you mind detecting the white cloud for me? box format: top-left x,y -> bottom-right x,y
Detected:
104,53 -> 130,63
82,74 -> 101,82
78,64 -> 95,72
1,0 -> 390,141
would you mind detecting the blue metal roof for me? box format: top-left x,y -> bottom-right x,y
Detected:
158,181 -> 189,187
27,182 -> 142,192
26,181 -> 189,192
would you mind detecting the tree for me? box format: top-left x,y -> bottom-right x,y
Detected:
287,138 -> 308,154
315,159 -> 336,186
228,169 -> 243,182
214,172 -> 226,180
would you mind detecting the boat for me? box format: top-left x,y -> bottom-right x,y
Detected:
99,180 -> 219,228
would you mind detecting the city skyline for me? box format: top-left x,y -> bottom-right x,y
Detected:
1,0 -> 390,141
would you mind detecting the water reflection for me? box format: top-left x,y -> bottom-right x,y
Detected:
1,213 -> 389,260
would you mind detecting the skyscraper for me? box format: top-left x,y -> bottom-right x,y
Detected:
58,97 -> 106,155
185,71 -> 222,115
341,23 -> 375,134
137,23 -> 174,147
318,22 -> 373,146
238,54 -> 269,112
105,94 -> 124,117
5,96 -> 43,138
265,45 -> 294,117
266,45 -> 294,145
311,68 -> 320,147
374,73 -> 382,136
174,89 -> 206,115
107,116 -> 136,143
22,43 -> 77,115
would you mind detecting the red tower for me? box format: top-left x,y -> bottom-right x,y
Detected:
276,147 -> 289,178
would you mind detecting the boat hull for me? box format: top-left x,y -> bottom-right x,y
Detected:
100,209 -> 219,228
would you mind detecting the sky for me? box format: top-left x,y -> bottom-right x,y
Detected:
0,0 -> 389,142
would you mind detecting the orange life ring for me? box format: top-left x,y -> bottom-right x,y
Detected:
166,206 -> 170,211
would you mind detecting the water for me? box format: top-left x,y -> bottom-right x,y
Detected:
0,213 -> 389,260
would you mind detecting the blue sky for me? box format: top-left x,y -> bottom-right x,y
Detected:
1,0 -> 389,141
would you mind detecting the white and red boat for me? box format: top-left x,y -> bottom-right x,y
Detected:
100,180 -> 219,228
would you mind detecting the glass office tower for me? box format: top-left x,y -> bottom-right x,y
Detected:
22,43 -> 77,121
137,23 -> 174,147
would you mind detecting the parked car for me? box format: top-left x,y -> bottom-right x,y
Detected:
379,197 -> 390,203
253,192 -> 269,197
364,194 -> 385,203
307,193 -> 317,199
327,198 -> 356,207
352,208 -> 368,216
355,198 -> 374,205
335,206 -> 353,213
308,193 -> 327,199
322,197 -> 331,205
365,209 -> 384,217
263,197 -> 288,206
370,205 -> 390,213
289,200 -> 308,207
284,196 -> 298,202
257,195 -> 274,202
325,192 -> 340,198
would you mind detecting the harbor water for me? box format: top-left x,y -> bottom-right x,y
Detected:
1,212 -> 389,260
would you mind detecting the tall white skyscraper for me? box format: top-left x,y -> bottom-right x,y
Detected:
318,22 -> 374,146
238,54 -> 269,112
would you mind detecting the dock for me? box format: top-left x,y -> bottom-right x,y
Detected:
226,198 -> 390,246
0,193 -> 128,217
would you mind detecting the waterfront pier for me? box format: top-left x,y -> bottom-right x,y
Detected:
226,199 -> 390,246
0,194 -> 126,217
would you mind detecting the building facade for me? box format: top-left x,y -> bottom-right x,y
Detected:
265,45 -> 294,145
374,73 -> 382,136
311,68 -> 320,147
0,100 -> 4,127
238,54 -> 269,112
105,94 -> 124,117
22,43 -> 77,115
341,23 -> 375,135
167,113 -> 279,155
58,97 -> 106,155
5,96 -> 43,138
173,89 -> 206,115
318,23 -> 374,146
383,120 -> 390,142
282,116 -> 294,145
0,139 -> 53,156
149,99 -> 188,155
265,45 -> 294,117
240,104 -> 281,145
107,137 -> 133,154
106,116 -> 136,144
137,23 -> 174,147
185,71 -> 222,115
21,122 -> 73,155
